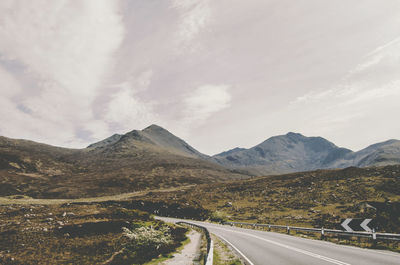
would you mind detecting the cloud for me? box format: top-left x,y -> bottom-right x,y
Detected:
287,36 -> 400,143
1,0 -> 400,155
105,82 -> 158,132
294,35 -> 400,108
0,65 -> 21,96
351,36 -> 400,75
0,0 -> 124,147
183,84 -> 231,124
171,0 -> 212,51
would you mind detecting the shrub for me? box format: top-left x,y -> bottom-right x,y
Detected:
110,224 -> 173,264
210,211 -> 228,223
122,225 -> 172,250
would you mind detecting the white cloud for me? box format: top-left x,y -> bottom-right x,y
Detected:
183,84 -> 231,124
171,0 -> 212,51
105,81 -> 158,132
1,0 -> 400,155
0,0 -> 124,147
285,36 -> 400,150
351,36 -> 400,75
0,65 -> 21,96
0,0 -> 124,97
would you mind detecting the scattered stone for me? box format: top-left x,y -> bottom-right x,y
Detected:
224,202 -> 233,207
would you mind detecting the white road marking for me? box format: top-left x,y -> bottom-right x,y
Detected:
160,218 -> 400,260
216,222 -> 400,259
211,226 -> 351,265
216,234 -> 255,265
316,239 -> 400,258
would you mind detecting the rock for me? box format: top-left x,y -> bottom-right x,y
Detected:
224,202 -> 233,207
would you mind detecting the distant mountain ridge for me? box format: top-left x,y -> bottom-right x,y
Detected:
213,132 -> 400,175
1,124 -> 400,199
0,125 -> 245,199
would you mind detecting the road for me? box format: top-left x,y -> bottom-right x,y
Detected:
158,217 -> 400,265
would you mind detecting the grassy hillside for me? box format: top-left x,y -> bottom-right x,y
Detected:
0,203 -> 188,265
0,133 -> 247,199
136,165 -> 400,233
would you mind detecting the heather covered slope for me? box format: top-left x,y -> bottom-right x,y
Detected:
0,125 -> 246,199
136,164 -> 400,233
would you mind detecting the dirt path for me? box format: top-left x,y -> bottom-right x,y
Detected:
0,185 -> 195,205
163,230 -> 202,265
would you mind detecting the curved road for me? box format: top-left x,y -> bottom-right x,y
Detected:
159,217 -> 400,265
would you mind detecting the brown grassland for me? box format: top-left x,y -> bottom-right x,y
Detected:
0,204 -> 188,265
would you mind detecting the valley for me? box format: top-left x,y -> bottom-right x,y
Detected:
1,126 -> 400,264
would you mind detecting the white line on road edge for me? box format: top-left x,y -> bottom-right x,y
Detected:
216,234 -> 255,265
212,226 -> 351,265
206,239 -> 213,265
312,234 -> 400,258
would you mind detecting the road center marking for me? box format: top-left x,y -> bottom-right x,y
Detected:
211,226 -> 351,265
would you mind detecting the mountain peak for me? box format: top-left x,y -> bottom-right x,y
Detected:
143,124 -> 166,132
286,132 -> 303,137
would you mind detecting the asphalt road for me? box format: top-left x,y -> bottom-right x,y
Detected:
159,217 -> 400,265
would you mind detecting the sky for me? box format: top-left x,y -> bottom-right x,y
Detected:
1,0 -> 400,155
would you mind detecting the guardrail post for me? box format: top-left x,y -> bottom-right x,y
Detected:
287,226 -> 290,234
372,228 -> 377,247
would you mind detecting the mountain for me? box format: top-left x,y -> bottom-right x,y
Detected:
0,125 -> 246,199
213,133 -> 400,175
330,139 -> 400,168
88,124 -> 211,161
1,126 -> 400,199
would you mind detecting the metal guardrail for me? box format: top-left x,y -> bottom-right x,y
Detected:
224,221 -> 400,242
177,221 -> 213,265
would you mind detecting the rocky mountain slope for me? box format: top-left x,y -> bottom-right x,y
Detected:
330,140 -> 400,168
0,125 -> 246,199
213,133 -> 400,175
88,124 -> 211,161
